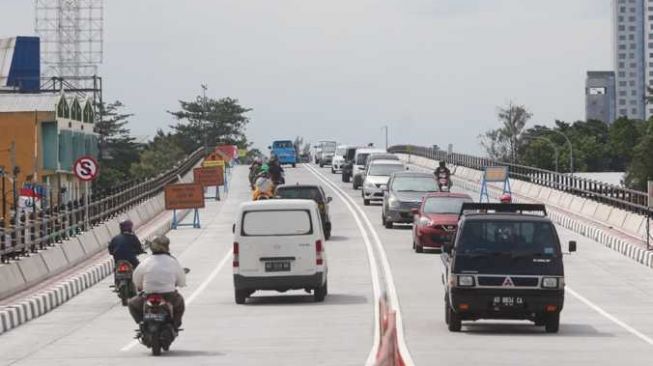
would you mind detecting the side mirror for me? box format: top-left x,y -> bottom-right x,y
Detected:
380,184 -> 388,191
327,197 -> 333,203
568,240 -> 577,253
411,208 -> 419,215
267,146 -> 272,150
405,167 -> 409,170
183,268 -> 191,274
358,166 -> 365,170
232,223 -> 236,234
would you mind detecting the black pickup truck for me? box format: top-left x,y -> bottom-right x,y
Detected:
442,203 -> 576,333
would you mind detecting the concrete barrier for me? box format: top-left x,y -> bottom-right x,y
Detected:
39,247 -> 69,274
622,214 -> 644,235
607,208 -> 628,228
581,200 -> 599,217
16,255 -> 49,287
0,264 -> 26,299
105,219 -> 120,238
593,205 -> 612,223
537,187 -> 552,201
558,193 -> 574,209
569,197 -> 586,214
76,230 -> 102,254
60,238 -> 87,265
92,225 -> 112,248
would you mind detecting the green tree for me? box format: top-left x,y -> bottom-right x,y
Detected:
609,117 -> 643,171
93,101 -> 139,193
479,101 -> 532,162
168,92 -> 252,154
625,120 -> 653,190
129,130 -> 185,179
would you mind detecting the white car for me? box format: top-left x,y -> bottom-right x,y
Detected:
232,199 -> 328,304
352,148 -> 386,189
362,160 -> 406,205
331,145 -> 348,174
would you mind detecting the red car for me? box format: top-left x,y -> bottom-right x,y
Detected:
411,192 -> 473,253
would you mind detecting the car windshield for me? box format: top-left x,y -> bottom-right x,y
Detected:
276,187 -> 323,202
368,164 -> 404,176
356,153 -> 370,165
457,220 -> 560,256
391,176 -> 438,192
335,147 -> 347,156
423,197 -> 473,214
273,141 -> 293,148
321,143 -> 337,153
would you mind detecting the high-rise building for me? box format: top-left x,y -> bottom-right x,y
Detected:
613,0 -> 647,120
586,71 -> 616,123
611,0 -> 653,120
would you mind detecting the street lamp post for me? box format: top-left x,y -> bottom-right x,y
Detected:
550,129 -> 574,176
201,84 -> 208,153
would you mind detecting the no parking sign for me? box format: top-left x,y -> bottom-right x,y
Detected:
73,156 -> 99,182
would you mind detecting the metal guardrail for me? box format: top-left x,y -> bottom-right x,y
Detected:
389,144 -> 653,217
0,148 -> 204,262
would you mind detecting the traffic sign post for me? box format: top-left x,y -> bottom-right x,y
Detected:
73,156 -> 99,230
647,181 -> 652,250
480,166 -> 510,203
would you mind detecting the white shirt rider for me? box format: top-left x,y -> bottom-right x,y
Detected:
132,254 -> 186,294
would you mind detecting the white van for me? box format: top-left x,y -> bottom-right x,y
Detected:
352,148 -> 386,189
362,159 -> 405,205
233,199 -> 328,304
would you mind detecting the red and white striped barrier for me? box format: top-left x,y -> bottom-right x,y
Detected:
375,296 -> 405,366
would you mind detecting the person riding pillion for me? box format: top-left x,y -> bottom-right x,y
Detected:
434,161 -> 452,189
108,219 -> 145,269
268,155 -> 285,185
128,235 -> 186,330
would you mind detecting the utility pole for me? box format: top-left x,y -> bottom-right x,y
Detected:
0,165 -> 5,220
382,125 -> 389,150
10,141 -> 18,222
550,129 -> 574,176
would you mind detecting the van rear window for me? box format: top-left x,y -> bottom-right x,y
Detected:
242,209 -> 313,236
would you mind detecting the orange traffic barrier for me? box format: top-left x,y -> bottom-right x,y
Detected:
375,296 -> 406,366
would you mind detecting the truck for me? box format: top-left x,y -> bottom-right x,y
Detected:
269,140 -> 298,167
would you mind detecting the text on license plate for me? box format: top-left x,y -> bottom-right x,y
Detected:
265,261 -> 291,272
144,313 -> 167,321
492,296 -> 524,307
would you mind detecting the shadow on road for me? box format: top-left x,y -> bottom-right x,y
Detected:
327,235 -> 350,242
246,293 -> 369,306
164,350 -> 226,357
461,322 -> 613,338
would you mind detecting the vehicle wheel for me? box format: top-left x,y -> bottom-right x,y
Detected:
235,289 -> 248,304
384,218 -> 393,229
162,344 -> 170,352
292,163 -> 296,168
121,296 -> 128,306
151,338 -> 162,356
353,182 -> 359,190
415,241 -> 423,253
314,281 -> 327,302
364,199 -> 370,206
545,313 -> 560,333
447,302 -> 462,332
325,226 -> 331,240
320,162 -> 324,168
331,167 -> 335,174
343,174 -> 350,183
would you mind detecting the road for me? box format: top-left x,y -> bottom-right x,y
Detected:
306,164 -> 653,365
2,164 -> 653,365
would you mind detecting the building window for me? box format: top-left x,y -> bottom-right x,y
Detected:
620,109 -> 628,115
630,72 -> 636,77
620,90 -> 627,96
620,81 -> 628,86
630,99 -> 638,105
629,16 -> 636,21
619,53 -> 627,59
632,108 -> 638,114
629,26 -> 636,31
631,43 -> 637,49
632,90 -> 637,95
619,25 -> 625,31
620,44 -> 627,50
630,34 -> 636,40
619,71 -> 626,77
620,62 -> 626,68
620,99 -> 627,105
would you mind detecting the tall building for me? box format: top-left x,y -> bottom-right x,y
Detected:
586,71 -> 617,123
613,0 -> 651,120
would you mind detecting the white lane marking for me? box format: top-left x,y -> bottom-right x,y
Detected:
566,286 -> 653,346
304,164 -> 414,366
407,160 -> 653,347
302,165 -> 382,365
120,249 -> 233,352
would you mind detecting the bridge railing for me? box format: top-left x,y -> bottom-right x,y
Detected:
388,144 -> 652,216
0,148 -> 204,262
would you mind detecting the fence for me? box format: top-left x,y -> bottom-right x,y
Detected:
0,148 -> 204,262
388,144 -> 653,216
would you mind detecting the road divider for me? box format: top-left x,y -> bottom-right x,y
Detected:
303,164 -> 413,366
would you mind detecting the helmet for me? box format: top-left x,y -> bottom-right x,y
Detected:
499,193 -> 512,204
254,157 -> 262,164
119,219 -> 134,233
150,235 -> 170,254
439,161 -> 446,167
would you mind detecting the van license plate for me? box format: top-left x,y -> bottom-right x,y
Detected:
265,262 -> 291,272
492,296 -> 524,308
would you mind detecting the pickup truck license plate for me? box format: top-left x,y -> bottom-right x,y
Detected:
492,296 -> 524,308
265,261 -> 291,272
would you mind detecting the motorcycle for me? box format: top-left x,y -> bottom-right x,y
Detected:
114,260 -> 136,306
438,175 -> 451,192
253,176 -> 275,200
137,268 -> 190,356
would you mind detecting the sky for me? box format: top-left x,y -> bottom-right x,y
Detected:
0,0 -> 612,154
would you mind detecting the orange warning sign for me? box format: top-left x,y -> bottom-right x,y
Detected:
194,167 -> 224,187
164,183 -> 205,210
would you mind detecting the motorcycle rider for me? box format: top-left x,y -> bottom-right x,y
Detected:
268,155 -> 285,185
253,164 -> 275,200
434,161 -> 452,191
108,219 -> 145,271
499,193 -> 513,204
128,235 -> 186,330
249,158 -> 262,189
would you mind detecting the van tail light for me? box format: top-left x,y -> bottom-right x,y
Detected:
117,262 -> 131,273
233,242 -> 240,267
315,240 -> 324,265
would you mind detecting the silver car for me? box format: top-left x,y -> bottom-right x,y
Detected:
382,171 -> 439,228
362,160 -> 405,206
